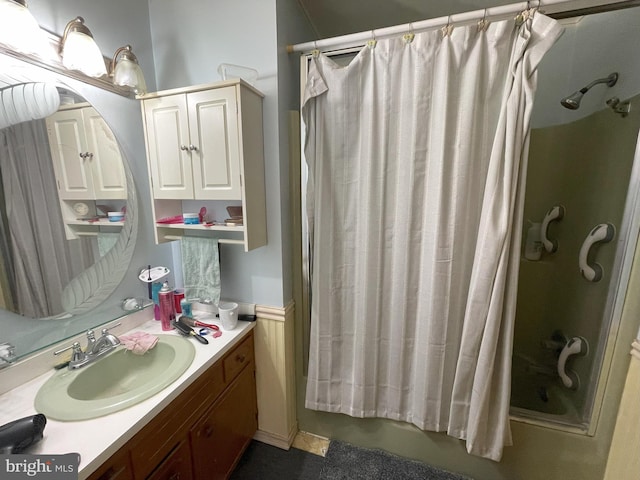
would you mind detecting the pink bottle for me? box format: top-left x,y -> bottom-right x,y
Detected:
158,281 -> 176,331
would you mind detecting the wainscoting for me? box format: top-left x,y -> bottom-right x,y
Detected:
604,339 -> 640,479
253,301 -> 298,449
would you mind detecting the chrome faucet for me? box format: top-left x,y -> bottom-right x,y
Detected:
0,342 -> 16,369
54,323 -> 121,370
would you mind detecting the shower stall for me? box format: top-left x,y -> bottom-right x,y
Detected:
510,6 -> 640,433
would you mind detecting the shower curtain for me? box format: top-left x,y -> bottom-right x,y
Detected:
302,12 -> 563,460
0,120 -> 95,318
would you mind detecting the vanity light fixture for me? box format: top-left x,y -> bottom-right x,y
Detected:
59,16 -> 107,78
0,0 -> 50,56
110,45 -> 147,95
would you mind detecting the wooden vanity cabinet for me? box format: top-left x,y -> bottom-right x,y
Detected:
146,440 -> 193,480
190,359 -> 257,479
86,447 -> 133,480
86,330 -> 256,480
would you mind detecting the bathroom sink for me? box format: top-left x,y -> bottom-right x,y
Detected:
34,335 -> 195,421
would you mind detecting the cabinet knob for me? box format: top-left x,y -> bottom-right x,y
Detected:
189,144 -> 198,152
168,473 -> 181,480
180,145 -> 189,151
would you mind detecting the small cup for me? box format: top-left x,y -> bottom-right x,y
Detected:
108,211 -> 124,222
181,299 -> 193,318
183,213 -> 200,224
174,288 -> 185,313
218,302 -> 239,330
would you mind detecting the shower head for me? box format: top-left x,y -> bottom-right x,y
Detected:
560,72 -> 618,110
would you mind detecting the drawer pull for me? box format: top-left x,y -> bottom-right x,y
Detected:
169,473 -> 181,480
204,425 -> 214,438
235,354 -> 246,363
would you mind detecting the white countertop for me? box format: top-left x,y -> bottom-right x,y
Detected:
0,314 -> 255,479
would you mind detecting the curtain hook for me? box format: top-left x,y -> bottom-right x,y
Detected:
403,22 -> 415,43
312,40 -> 319,58
441,15 -> 454,37
477,9 -> 490,32
515,3 -> 530,25
367,30 -> 377,48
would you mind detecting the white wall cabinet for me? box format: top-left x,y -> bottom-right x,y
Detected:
46,104 -> 127,201
45,103 -> 127,240
140,79 -> 267,251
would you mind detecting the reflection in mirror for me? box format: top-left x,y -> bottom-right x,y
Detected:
0,51 -> 139,362
0,88 -> 127,318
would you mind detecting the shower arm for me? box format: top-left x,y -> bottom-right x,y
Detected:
580,73 -> 618,94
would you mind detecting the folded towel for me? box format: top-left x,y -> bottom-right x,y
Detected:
97,232 -> 120,257
119,331 -> 159,355
181,236 -> 221,305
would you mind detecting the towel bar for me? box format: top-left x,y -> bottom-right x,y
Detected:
164,235 -> 243,245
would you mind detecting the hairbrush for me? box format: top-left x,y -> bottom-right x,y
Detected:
180,316 -> 219,331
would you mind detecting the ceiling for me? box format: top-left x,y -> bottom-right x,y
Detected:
295,0 -> 638,39
297,0 -> 523,38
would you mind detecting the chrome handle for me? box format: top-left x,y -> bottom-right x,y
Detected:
101,322 -> 121,335
180,145 -> 189,151
54,342 -> 82,356
86,152 -> 93,159
189,144 -> 198,151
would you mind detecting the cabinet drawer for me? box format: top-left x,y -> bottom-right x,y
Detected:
223,334 -> 254,383
146,440 -> 193,480
86,448 -> 132,480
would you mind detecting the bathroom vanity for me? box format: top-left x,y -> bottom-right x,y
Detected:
88,329 -> 256,480
0,316 -> 257,480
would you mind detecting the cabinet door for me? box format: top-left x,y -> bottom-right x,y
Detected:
46,109 -> 96,200
144,94 -> 194,199
187,87 -> 242,200
83,108 -> 127,200
190,362 -> 257,479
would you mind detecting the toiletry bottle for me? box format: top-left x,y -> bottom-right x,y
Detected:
158,281 -> 176,331
152,282 -> 163,321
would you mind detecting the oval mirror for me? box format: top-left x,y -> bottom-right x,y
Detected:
0,52 -> 138,360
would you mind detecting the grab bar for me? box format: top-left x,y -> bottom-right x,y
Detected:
541,205 -> 565,253
579,223 -> 615,282
557,336 -> 588,390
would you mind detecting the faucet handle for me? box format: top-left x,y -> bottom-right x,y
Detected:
54,342 -> 84,362
101,322 -> 121,335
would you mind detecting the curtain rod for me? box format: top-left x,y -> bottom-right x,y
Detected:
286,0 -> 632,53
